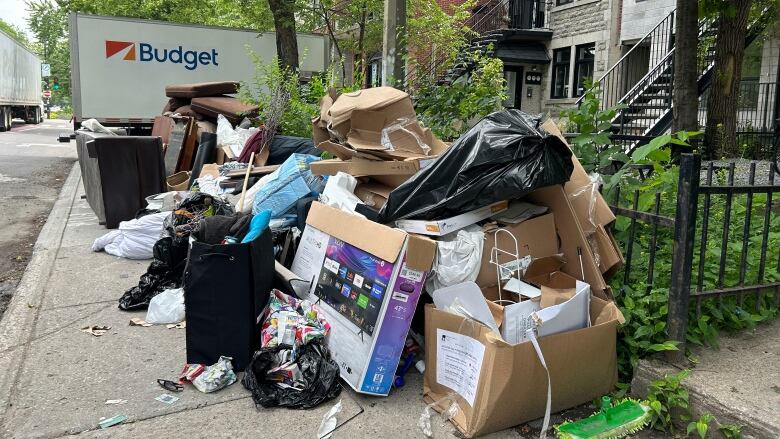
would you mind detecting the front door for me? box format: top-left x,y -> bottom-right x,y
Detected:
504,66 -> 523,109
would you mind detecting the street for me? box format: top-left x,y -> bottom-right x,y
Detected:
0,118 -> 75,318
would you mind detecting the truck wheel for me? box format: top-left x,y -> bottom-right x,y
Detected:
0,108 -> 7,132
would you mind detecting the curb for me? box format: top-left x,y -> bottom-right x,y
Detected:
0,162 -> 81,425
631,358 -> 779,439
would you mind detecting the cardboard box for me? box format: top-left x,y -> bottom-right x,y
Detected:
524,185 -> 610,299
354,182 -> 393,209
395,201 -> 509,237
291,202 -> 436,396
475,213 -> 559,288
423,295 -> 621,438
310,156 -> 438,177
540,119 -> 624,277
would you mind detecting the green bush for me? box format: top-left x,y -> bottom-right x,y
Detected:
413,50 -> 507,141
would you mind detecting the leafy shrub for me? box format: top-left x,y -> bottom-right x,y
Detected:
413,50 -> 507,141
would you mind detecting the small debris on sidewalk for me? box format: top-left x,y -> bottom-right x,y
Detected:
157,379 -> 183,392
104,399 -> 127,405
166,321 -> 186,329
129,318 -> 152,327
81,325 -> 111,336
155,393 -> 179,404
98,414 -> 127,429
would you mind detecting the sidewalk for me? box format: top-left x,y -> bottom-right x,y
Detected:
0,164 -> 521,438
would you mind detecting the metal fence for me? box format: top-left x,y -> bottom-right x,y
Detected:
609,153 -> 780,360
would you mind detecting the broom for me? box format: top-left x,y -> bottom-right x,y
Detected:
556,397 -> 651,439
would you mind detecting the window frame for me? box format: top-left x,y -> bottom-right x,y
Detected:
573,42 -> 596,98
550,47 -> 571,99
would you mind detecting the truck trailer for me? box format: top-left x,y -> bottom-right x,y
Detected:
69,13 -> 330,131
0,29 -> 43,132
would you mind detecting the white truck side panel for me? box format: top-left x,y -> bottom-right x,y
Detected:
0,30 -> 42,106
70,14 -> 328,122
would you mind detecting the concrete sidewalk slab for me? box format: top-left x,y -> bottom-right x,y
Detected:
1,165 -> 504,439
632,318 -> 780,438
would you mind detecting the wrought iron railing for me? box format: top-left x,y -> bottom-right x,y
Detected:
609,153 -> 780,361
405,0 -> 548,88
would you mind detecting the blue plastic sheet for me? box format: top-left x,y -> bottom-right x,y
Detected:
252,154 -> 325,218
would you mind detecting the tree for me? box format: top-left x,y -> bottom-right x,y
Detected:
702,0 -> 768,156
0,18 -> 30,47
672,0 -> 699,133
268,0 -> 299,71
26,0 -> 71,106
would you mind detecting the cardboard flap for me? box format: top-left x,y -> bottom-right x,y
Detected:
404,234 -> 437,272
524,255 -> 566,281
306,202 -> 406,263
328,87 -> 409,127
591,296 -> 626,324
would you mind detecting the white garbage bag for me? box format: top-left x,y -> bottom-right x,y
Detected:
320,172 -> 363,216
425,225 -> 485,292
92,212 -> 168,259
145,288 -> 185,324
216,114 -> 257,158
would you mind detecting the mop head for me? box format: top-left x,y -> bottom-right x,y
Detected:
556,397 -> 651,439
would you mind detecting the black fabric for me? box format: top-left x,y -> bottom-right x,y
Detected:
91,136 -> 166,228
267,136 -> 321,166
189,132 -> 218,187
242,342 -> 341,409
183,228 -> 274,371
377,110 -> 574,222
195,213 -> 253,245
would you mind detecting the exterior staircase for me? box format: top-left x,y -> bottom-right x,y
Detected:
580,9 -> 771,146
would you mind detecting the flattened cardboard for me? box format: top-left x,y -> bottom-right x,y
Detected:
328,87 -> 411,129
594,224 -> 623,276
540,119 -> 616,228
395,201 -> 509,237
310,156 -> 437,177
525,186 -> 610,299
354,182 -> 393,209
476,213 -> 559,288
424,301 -> 618,438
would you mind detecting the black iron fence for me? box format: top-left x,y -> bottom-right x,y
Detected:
609,153 -> 780,361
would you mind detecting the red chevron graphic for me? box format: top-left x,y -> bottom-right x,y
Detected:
105,41 -> 135,59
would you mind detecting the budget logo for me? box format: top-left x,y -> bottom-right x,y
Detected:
104,40 -> 219,70
105,41 -> 136,60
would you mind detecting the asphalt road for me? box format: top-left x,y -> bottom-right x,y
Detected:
0,118 -> 76,319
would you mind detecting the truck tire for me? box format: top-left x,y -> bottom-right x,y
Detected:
0,108 -> 8,132
25,107 -> 41,124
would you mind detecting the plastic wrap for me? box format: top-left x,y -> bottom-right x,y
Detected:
425,226 -> 485,292
380,118 -> 431,155
251,153 -> 325,218
377,110 -> 574,222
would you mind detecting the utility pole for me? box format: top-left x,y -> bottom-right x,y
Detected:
381,0 -> 406,87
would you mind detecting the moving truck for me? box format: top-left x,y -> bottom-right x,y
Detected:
0,29 -> 43,132
69,13 -> 330,130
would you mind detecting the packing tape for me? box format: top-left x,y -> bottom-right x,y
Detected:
526,328 -> 551,439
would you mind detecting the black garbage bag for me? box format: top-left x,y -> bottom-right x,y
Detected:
118,192 -> 234,311
118,236 -> 188,310
267,136 -> 321,166
242,342 -> 341,409
377,110 -> 574,222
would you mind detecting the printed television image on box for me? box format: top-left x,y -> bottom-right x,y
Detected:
314,237 -> 394,335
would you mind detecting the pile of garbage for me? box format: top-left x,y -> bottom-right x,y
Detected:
81,82 -> 631,438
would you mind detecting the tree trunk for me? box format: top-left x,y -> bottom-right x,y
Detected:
268,0 -> 299,71
357,6 -> 369,88
704,0 -> 752,157
672,0 -> 699,134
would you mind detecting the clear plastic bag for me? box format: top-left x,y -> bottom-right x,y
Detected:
380,118 -> 431,155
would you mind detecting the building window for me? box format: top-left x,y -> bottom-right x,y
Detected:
551,47 -> 571,99
556,0 -> 573,5
573,43 -> 595,97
